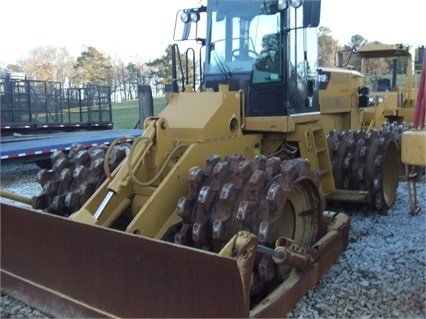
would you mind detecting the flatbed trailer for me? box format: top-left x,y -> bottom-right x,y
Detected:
1,76 -> 115,136
0,129 -> 143,166
0,76 -> 145,167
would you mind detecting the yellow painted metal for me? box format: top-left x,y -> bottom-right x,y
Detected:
401,130 -> 426,166
70,88 -> 263,239
319,68 -> 362,114
159,89 -> 244,141
243,112 -> 321,133
127,135 -> 262,239
318,67 -> 364,133
358,44 -> 418,128
71,78 -> 391,236
286,122 -> 335,196
319,44 -> 420,133
0,189 -> 33,205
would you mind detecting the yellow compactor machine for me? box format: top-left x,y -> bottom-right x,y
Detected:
336,43 -> 423,130
1,0 -> 403,317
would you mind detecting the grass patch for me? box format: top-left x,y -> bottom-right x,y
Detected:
112,96 -> 167,129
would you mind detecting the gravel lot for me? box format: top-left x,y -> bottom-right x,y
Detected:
1,162 -> 425,318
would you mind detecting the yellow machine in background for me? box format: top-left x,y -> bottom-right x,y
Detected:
358,44 -> 422,130
316,66 -> 400,212
319,44 -> 426,214
401,49 -> 426,215
318,44 -> 425,187
336,43 -> 423,131
0,0 -> 405,317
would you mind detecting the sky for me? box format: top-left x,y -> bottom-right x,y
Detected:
1,0 -> 424,66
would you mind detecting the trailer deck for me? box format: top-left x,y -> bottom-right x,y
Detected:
1,129 -> 142,165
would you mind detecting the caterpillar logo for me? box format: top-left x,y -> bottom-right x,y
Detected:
318,71 -> 331,90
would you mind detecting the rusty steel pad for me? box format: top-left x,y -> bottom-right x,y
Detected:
174,154 -> 323,306
32,143 -> 127,216
1,203 -> 248,318
327,122 -> 403,213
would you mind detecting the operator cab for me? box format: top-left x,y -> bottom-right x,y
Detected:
173,0 -> 321,116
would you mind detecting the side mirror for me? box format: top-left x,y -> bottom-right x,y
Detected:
337,52 -> 344,67
303,0 -> 321,27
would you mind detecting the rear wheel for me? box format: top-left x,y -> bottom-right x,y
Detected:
327,124 -> 399,214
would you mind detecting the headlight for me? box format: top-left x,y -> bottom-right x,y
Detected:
180,12 -> 190,23
289,0 -> 304,8
190,11 -> 200,22
278,0 -> 289,9
368,96 -> 384,106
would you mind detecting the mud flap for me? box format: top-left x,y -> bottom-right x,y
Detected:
0,203 -> 248,318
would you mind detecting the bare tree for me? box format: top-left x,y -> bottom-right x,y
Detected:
317,27 -> 340,67
0,63 -> 24,77
126,62 -> 141,100
110,57 -> 125,103
19,46 -> 75,87
133,57 -> 152,86
110,57 -> 152,102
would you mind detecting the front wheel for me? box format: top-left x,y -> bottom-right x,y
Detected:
173,154 -> 323,305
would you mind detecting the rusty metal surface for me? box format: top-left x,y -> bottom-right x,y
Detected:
0,200 -> 350,318
175,155 -> 323,305
32,143 -> 127,215
1,203 -> 248,318
250,213 -> 350,317
327,123 -> 400,213
1,273 -> 105,318
1,205 -> 350,319
1,152 -> 352,318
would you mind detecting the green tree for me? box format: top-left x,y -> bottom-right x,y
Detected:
73,47 -> 113,86
146,45 -> 198,95
331,35 -> 368,71
348,35 -> 367,50
342,35 -> 368,70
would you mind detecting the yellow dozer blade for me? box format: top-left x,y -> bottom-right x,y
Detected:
1,202 -> 349,318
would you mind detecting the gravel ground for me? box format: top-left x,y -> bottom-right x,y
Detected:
1,162 -> 425,318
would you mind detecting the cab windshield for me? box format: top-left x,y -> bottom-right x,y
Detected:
205,1 -> 283,82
